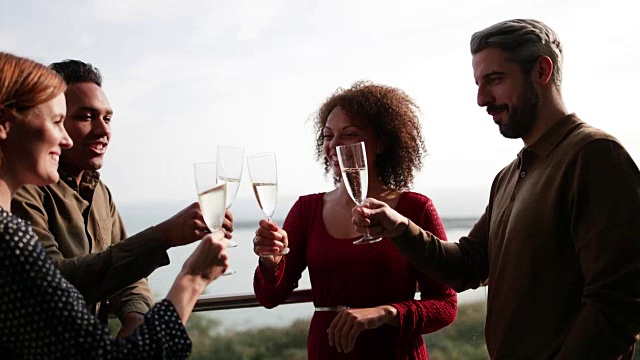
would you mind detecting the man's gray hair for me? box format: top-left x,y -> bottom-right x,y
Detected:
471,19 -> 563,90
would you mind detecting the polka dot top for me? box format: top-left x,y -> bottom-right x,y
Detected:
0,208 -> 192,359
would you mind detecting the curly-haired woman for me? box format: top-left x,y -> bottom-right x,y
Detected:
252,80 -> 457,359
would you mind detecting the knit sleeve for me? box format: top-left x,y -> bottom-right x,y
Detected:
253,196 -> 311,308
390,195 -> 458,339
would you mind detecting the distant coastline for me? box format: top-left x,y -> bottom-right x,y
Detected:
441,217 -> 478,229
118,192 -> 484,234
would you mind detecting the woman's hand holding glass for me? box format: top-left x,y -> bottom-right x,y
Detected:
351,198 -> 410,239
166,231 -> 229,324
247,152 -> 290,256
252,219 -> 289,266
180,231 -> 229,282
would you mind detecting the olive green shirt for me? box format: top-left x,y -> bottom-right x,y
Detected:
12,170 -> 170,321
392,114 -> 640,359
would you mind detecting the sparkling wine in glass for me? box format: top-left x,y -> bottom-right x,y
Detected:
216,145 -> 245,248
246,152 -> 290,257
337,141 -> 382,244
194,161 -> 235,275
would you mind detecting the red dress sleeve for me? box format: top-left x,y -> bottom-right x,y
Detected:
390,194 -> 458,340
253,196 -> 311,308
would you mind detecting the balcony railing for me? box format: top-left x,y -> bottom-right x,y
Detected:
193,289 -> 313,312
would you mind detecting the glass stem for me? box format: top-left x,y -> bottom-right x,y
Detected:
358,204 -> 371,238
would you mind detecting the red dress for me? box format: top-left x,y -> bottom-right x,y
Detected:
254,192 -> 457,359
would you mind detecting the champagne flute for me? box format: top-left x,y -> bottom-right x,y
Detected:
337,141 -> 382,244
193,161 -> 235,275
246,152 -> 290,257
216,145 -> 245,248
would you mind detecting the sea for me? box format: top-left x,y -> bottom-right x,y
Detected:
119,198 -> 486,331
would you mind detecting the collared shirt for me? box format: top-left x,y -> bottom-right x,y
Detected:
392,114 -> 640,359
12,169 -> 170,321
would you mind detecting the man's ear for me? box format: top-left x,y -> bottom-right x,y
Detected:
534,56 -> 554,86
0,109 -> 13,141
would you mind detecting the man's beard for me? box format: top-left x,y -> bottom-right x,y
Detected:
498,79 -> 539,139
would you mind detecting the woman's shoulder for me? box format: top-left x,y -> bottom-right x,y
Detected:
297,192 -> 326,202
0,208 -> 31,238
288,192 -> 326,214
398,191 -> 446,237
283,193 -> 326,228
0,209 -> 44,264
399,191 -> 435,207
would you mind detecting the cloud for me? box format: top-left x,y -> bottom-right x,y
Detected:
91,0 -> 213,23
0,31 -> 19,53
4,0 -> 639,204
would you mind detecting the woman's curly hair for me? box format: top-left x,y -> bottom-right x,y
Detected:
312,80 -> 426,190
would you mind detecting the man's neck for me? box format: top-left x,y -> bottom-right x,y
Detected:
522,94 -> 569,147
59,164 -> 84,187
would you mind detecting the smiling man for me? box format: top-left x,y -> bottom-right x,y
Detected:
58,79 -> 111,182
12,60 -> 232,338
351,19 -> 640,359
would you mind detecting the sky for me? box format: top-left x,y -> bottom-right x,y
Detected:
2,0 -> 638,218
